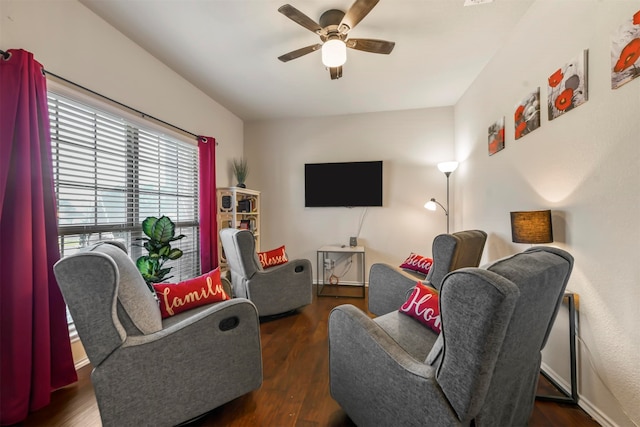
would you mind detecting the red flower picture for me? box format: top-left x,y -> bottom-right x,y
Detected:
547,50 -> 588,121
612,10 -> 640,89
555,88 -> 574,111
514,88 -> 540,140
548,69 -> 564,87
488,117 -> 505,156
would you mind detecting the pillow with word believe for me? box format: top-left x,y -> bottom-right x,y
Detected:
399,282 -> 441,334
258,245 -> 288,269
399,253 -> 433,276
153,267 -> 230,318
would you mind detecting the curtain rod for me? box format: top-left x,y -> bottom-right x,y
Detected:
1,49 -> 214,144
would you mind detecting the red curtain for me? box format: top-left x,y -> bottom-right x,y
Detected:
198,136 -> 218,273
0,49 -> 77,425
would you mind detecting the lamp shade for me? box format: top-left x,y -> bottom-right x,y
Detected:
424,199 -> 437,211
437,161 -> 459,174
322,39 -> 346,67
510,210 -> 553,244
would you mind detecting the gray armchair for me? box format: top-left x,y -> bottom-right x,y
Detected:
53,241 -> 263,427
368,229 -> 487,316
220,228 -> 313,317
329,247 -> 573,427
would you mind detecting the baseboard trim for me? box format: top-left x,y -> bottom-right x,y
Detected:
74,356 -> 90,370
540,361 -> 617,427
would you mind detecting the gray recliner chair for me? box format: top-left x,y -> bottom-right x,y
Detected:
53,241 -> 263,427
220,228 -> 313,317
329,246 -> 573,427
368,229 -> 487,316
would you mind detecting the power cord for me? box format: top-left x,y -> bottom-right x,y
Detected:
327,256 -> 354,285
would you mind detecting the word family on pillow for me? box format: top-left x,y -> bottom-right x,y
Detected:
399,253 -> 433,275
399,282 -> 441,334
153,267 -> 230,318
258,245 -> 288,269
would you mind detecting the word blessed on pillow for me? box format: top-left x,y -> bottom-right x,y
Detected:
258,245 -> 288,269
399,282 -> 441,333
153,268 -> 230,318
399,253 -> 433,275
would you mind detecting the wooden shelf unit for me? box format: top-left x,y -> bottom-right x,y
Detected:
217,187 -> 260,269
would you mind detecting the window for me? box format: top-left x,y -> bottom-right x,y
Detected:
48,92 -> 200,285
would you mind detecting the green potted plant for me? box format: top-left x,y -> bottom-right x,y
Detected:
136,215 -> 185,292
232,157 -> 249,188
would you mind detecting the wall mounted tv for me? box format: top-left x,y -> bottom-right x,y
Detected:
304,161 -> 383,207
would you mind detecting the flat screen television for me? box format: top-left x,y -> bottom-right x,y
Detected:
304,161 -> 383,207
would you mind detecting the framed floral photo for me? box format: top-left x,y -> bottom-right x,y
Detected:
611,10 -> 640,89
488,117 -> 505,156
547,50 -> 589,121
514,88 -> 540,140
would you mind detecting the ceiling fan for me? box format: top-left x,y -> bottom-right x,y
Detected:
277,0 -> 395,80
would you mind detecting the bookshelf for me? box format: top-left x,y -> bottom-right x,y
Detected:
216,187 -> 260,269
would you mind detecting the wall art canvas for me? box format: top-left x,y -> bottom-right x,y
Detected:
488,117 -> 505,156
547,50 -> 589,121
514,88 -> 541,140
611,10 -> 640,89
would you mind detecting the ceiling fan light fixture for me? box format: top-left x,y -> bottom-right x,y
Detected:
322,39 -> 347,67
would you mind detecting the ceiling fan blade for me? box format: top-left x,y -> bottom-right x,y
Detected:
329,66 -> 343,80
278,44 -> 322,62
339,0 -> 380,33
346,38 -> 395,54
278,4 -> 322,33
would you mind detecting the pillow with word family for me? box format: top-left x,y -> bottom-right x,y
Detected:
153,267 -> 230,318
258,245 -> 288,269
399,282 -> 441,334
399,253 -> 433,276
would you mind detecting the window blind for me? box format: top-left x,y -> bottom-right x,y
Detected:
48,92 -> 200,283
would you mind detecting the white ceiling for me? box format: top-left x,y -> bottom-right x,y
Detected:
80,0 -> 535,122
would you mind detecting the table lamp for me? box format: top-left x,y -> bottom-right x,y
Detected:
510,210 -> 553,244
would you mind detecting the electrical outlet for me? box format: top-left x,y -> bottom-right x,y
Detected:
324,258 -> 335,270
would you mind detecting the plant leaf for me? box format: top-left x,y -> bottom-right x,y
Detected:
136,256 -> 153,275
152,216 -> 175,243
142,217 -> 158,239
159,245 -> 171,257
158,268 -> 172,279
167,248 -> 183,260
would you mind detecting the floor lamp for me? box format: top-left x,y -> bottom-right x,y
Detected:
425,161 -> 458,233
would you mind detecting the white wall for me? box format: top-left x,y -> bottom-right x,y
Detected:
245,107 -> 455,282
454,1 -> 640,426
0,0 -> 244,186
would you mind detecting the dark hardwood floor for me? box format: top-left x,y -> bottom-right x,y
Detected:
21,288 -> 600,426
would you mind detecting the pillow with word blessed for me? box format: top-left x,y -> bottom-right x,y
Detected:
399,282 -> 441,334
153,267 -> 230,318
399,253 -> 433,276
258,245 -> 288,269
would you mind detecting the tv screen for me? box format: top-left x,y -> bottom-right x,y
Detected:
304,161 -> 383,207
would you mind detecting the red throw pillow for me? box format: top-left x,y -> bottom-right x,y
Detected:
153,268 -> 230,318
399,282 -> 441,334
258,245 -> 288,269
399,253 -> 433,275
